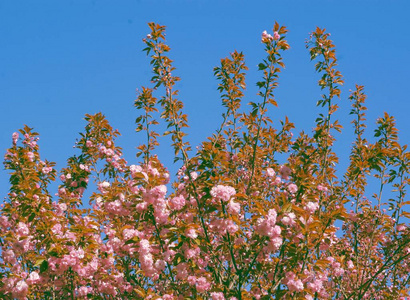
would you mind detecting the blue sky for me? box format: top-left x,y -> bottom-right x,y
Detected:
1,0 -> 410,200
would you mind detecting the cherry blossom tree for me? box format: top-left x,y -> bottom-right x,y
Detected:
1,22 -> 409,299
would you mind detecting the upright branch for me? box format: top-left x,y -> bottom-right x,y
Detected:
245,22 -> 290,193
143,23 -> 190,163
345,85 -> 370,203
142,23 -> 233,288
213,50 -> 248,152
371,113 -> 400,206
307,27 -> 344,187
343,86 -> 371,262
135,87 -> 159,165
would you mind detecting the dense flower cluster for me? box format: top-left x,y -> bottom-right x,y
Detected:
1,22 -> 409,299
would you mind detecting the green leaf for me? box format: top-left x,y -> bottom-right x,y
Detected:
258,63 -> 267,70
28,212 -> 36,222
34,259 -> 45,267
40,260 -> 49,273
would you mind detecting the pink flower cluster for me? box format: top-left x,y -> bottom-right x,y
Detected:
305,201 -> 319,214
210,185 -> 236,202
139,239 -> 156,277
283,271 -> 304,292
169,194 -> 186,210
261,30 -> 280,42
12,132 -> 19,145
256,209 -> 283,252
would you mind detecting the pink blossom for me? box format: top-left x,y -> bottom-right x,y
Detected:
0,216 -> 11,228
163,249 -> 176,262
130,164 -> 148,181
153,203 -> 170,224
151,185 -> 167,198
105,148 -> 114,156
70,248 -> 85,259
225,219 -> 239,235
227,200 -> 241,214
98,281 -> 117,296
307,279 -> 323,293
56,203 -> 67,215
42,166 -> 52,174
184,171 -> 198,181
149,167 -> 160,177
26,271 -> 40,285
175,262 -> 188,280
14,237 -> 32,252
288,183 -> 298,194
77,286 -> 89,297
187,275 -> 197,285
16,222 -> 29,236
210,185 -> 236,202
123,228 -> 139,241
185,246 -> 200,260
279,165 -> 292,180
334,267 -> 344,276
266,167 -> 275,177
261,30 -> 273,42
317,184 -> 328,192
155,259 -> 166,271
305,202 -> 319,214
283,272 -> 304,292
163,172 -> 170,183
105,200 -> 124,215
264,236 -> 283,252
12,280 -> 28,299
139,239 -> 155,277
185,228 -> 198,239
144,185 -> 167,205
27,152 -> 35,162
3,249 -> 17,264
58,187 -> 66,196
348,211 -> 358,222
195,276 -> 211,293
256,209 -> 279,237
12,132 -> 19,144
99,181 -> 110,189
211,292 -> 226,300
169,195 -> 186,210
274,176 -> 282,185
281,212 -> 296,226
136,202 -> 148,212
273,31 -> 280,40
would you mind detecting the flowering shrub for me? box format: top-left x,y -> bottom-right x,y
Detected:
1,22 -> 410,299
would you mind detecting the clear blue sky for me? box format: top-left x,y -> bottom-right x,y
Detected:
1,0 -> 410,200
